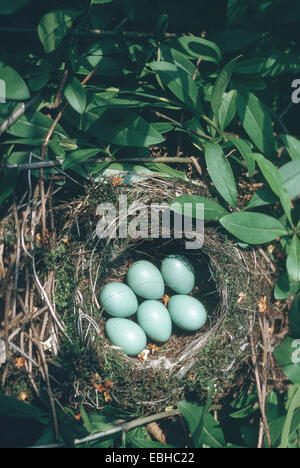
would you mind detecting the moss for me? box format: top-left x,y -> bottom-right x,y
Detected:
1,368 -> 34,402
0,221 -> 16,247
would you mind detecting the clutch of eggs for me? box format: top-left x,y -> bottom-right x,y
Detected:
100,256 -> 207,356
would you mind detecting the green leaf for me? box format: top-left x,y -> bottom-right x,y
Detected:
280,134 -> 300,160
177,401 -> 225,448
287,235 -> 300,282
149,61 -> 200,111
246,159 -> 300,209
92,0 -> 113,3
151,122 -> 174,134
229,401 -> 258,419
0,169 -> 18,206
220,212 -> 289,244
240,425 -> 258,448
274,272 -> 300,300
233,74 -> 266,91
280,385 -> 300,448
236,87 -> 276,156
209,30 -> 260,53
164,36 -> 222,64
77,412 -> 116,448
160,45 -> 196,76
263,53 -> 300,78
205,143 -> 237,207
87,108 -> 165,147
273,337 -> 300,384
0,393 -> 50,425
28,56 -> 55,92
38,9 -> 81,54
211,55 -> 241,117
226,136 -> 255,177
155,13 -> 169,39
169,195 -> 228,220
127,432 -> 174,449
62,148 -> 101,170
218,90 -> 237,131
266,391 -> 280,423
0,0 -> 30,14
0,61 -> 30,100
268,409 -> 300,448
245,186 -> 277,210
7,110 -> 68,140
80,404 -> 94,434
63,77 -> 86,115
250,153 -> 293,227
289,294 -> 300,339
234,57 -> 276,75
279,160 -> 300,199
144,162 -> 188,180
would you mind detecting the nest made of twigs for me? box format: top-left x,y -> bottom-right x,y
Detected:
49,176 -> 281,412
0,175 -> 287,415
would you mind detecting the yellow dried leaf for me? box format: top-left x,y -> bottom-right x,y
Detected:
19,392 -> 28,401
162,294 -> 170,306
258,296 -> 267,314
104,390 -> 112,402
15,357 -> 25,369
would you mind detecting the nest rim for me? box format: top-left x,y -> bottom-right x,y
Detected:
53,177 -> 276,412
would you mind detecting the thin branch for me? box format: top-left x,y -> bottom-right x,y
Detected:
193,55 -> 203,81
191,156 -> 202,176
46,70 -> 69,110
5,156 -> 197,171
0,93 -> 41,136
29,409 -> 181,448
0,27 -> 184,39
250,317 -> 271,448
152,110 -> 213,141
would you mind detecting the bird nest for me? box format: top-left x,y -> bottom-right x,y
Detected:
0,175 -> 279,415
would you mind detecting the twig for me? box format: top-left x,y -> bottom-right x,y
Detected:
152,110 -> 213,141
25,331 -> 59,441
193,55 -> 203,81
190,156 -> 202,177
0,93 -> 41,136
29,409 -> 181,448
46,70 -> 69,110
5,156 -> 198,171
0,27 -> 184,39
250,316 -> 271,448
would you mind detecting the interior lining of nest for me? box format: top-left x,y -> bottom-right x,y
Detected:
95,238 -> 223,375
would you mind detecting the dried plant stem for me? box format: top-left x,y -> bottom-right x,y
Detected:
25,331 -> 59,441
0,93 -> 41,136
46,70 -> 69,110
250,316 -> 271,448
30,409 -> 181,448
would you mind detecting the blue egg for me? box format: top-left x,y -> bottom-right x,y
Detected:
126,260 -> 164,299
105,318 -> 147,356
99,282 -> 138,317
168,295 -> 207,331
161,254 -> 195,294
137,300 -> 172,343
